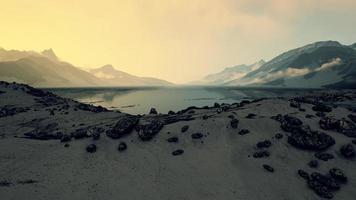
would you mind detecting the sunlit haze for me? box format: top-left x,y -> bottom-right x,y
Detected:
1,0 -> 356,83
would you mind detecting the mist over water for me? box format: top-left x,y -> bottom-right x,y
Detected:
47,87 -> 318,115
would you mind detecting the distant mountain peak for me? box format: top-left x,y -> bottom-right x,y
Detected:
100,64 -> 115,70
41,48 -> 58,61
256,59 -> 266,65
351,43 -> 356,49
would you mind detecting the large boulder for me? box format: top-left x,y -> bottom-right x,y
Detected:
312,104 -> 332,113
86,144 -> 97,153
340,144 -> 355,158
106,116 -> 139,139
137,120 -> 164,141
230,119 -> 239,129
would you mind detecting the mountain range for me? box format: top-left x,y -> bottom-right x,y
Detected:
0,48 -> 173,87
1,41 -> 356,88
197,41 -> 356,88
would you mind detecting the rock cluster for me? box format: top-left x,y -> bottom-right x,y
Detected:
0,105 -> 29,118
319,117 -> 356,138
298,168 -> 348,199
272,115 -> 335,151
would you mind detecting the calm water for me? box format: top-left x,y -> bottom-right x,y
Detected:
47,87 -> 318,115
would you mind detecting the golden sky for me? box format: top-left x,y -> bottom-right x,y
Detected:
1,0 -> 356,83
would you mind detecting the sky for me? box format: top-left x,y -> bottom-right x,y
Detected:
1,0 -> 356,83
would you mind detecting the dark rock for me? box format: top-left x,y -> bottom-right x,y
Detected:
137,120 -> 164,141
348,114 -> 356,123
172,149 -> 184,156
320,117 -> 338,130
191,133 -> 203,139
0,105 -> 29,118
275,133 -> 283,139
167,136 -> 179,143
305,114 -> 314,119
290,100 -> 301,108
299,108 -> 306,112
312,104 -> 332,113
245,113 -> 256,119
256,140 -> 272,148
71,128 -> 90,139
280,115 -> 303,132
274,115 -> 335,151
230,118 -> 239,129
240,100 -> 250,105
214,102 -> 220,108
228,114 -> 235,119
118,142 -> 127,152
106,116 -> 138,139
307,172 -> 341,199
329,168 -> 347,183
60,134 -> 71,142
262,164 -> 274,172
221,104 -> 230,112
0,180 -> 12,187
335,119 -> 356,138
253,150 -> 270,158
64,143 -> 70,148
287,128 -> 335,151
92,132 -> 100,140
202,115 -> 209,120
168,110 -> 175,115
340,144 -> 355,158
24,123 -> 63,140
308,160 -> 319,168
188,110 -> 195,114
181,125 -> 189,133
76,103 -> 108,113
352,139 -> 356,145
298,169 -> 310,180
17,179 -> 38,184
238,129 -> 250,135
149,108 -> 158,114
316,112 -> 326,118
320,117 -> 356,138
315,152 -> 334,161
86,144 -> 97,153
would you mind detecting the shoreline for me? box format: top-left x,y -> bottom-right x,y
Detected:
1,81 -> 356,200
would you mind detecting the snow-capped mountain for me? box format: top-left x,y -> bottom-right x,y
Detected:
225,41 -> 356,88
191,60 -> 265,85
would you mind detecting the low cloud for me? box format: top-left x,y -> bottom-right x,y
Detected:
315,58 -> 342,71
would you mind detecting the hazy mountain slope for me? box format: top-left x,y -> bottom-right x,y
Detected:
350,43 -> 356,50
89,65 -> 173,86
191,60 -> 265,85
0,56 -> 102,87
226,41 -> 356,88
0,47 -> 39,62
0,48 -> 173,87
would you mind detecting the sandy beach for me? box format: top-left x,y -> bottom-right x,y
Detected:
0,81 -> 356,200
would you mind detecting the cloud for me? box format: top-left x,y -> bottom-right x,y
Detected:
315,58 -> 342,71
